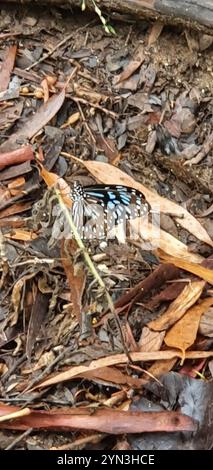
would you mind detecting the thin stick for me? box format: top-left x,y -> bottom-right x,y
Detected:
5,428 -> 33,450
0,407 -> 31,423
26,20 -> 97,71
77,101 -> 96,143
70,96 -> 118,119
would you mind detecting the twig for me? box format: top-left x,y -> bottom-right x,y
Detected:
0,407 -> 31,423
26,20 -> 97,71
50,433 -> 106,451
76,101 -> 96,143
5,428 -> 33,450
1,354 -> 27,385
70,95 -> 118,119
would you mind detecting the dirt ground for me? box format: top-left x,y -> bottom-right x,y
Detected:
0,2 -> 212,450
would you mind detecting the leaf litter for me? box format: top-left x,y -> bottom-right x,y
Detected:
0,3 -> 212,451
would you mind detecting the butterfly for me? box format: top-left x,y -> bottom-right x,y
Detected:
70,182 -> 150,240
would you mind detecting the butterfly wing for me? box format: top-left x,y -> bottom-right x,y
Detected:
71,183 -> 150,239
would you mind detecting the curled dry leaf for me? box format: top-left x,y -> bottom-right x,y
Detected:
0,403 -> 196,434
70,158 -> 213,249
158,251 -> 213,285
11,272 -> 37,326
0,45 -> 17,93
164,297 -> 213,361
39,165 -> 72,208
61,240 -> 86,325
31,349 -> 213,391
0,145 -> 34,170
148,281 -> 205,331
148,21 -> 164,47
114,44 -> 145,85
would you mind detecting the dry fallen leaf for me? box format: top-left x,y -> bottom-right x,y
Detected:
0,45 -> 17,92
61,240 -> 86,325
5,230 -> 37,241
199,307 -> 213,337
69,157 -> 213,249
158,251 -> 213,285
114,44 -> 145,85
0,89 -> 65,152
39,165 -> 72,208
138,326 -> 165,352
11,272 -> 37,326
0,403 -> 196,433
148,281 -> 205,331
164,297 -> 213,360
31,349 -> 213,390
148,21 -> 164,47
146,358 -> 177,382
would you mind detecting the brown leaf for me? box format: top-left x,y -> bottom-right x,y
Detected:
61,240 -> 86,325
114,44 -> 144,85
32,349 -> 213,390
95,134 -> 120,165
0,202 -> 32,219
5,230 -> 37,241
0,145 -> 34,170
115,263 -> 180,310
164,298 -> 213,358
199,307 -> 213,337
0,89 -> 65,152
70,157 -> 213,249
146,358 -> 177,382
0,45 -> 17,93
148,281 -> 205,331
81,366 -> 144,388
148,21 -> 164,47
40,165 -> 72,208
146,282 -> 187,309
26,291 -> 50,360
138,327 -> 165,352
11,272 -> 37,326
0,404 -> 197,433
158,251 -> 213,285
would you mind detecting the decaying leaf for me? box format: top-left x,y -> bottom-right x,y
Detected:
158,251 -> 213,285
0,89 -> 66,152
0,403 -> 196,433
148,281 -> 205,331
164,297 -> 213,360
114,44 -> 145,86
32,349 -> 213,391
61,240 -> 86,325
138,327 -> 165,352
11,272 -> 38,326
26,290 -> 50,360
0,45 -> 17,93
